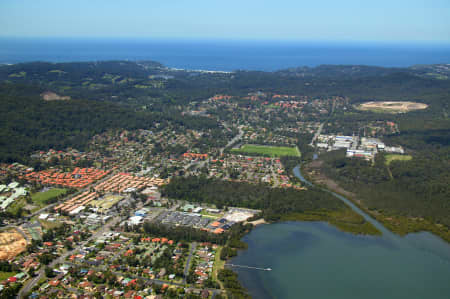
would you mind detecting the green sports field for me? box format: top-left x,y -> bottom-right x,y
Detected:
231,144 -> 301,157
31,188 -> 67,206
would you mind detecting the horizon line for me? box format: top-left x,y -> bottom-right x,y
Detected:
1,60 -> 449,70
1,36 -> 450,46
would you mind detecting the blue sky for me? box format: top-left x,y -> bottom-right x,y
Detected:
1,0 -> 449,42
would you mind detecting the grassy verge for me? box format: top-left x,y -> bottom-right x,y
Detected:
281,209 -> 381,235
200,210 -> 221,219
213,246 -> 226,291
0,271 -> 17,281
38,219 -> 63,230
6,198 -> 27,217
212,246 -> 225,281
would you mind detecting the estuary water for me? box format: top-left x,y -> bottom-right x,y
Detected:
230,167 -> 450,299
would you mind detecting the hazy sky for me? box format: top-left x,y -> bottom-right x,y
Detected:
1,0 -> 449,42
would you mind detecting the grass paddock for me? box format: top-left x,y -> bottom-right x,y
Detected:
385,154 -> 412,166
231,144 -> 301,157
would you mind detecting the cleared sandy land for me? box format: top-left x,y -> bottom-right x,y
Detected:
0,230 -> 27,261
356,101 -> 428,113
245,218 -> 267,226
40,91 -> 71,101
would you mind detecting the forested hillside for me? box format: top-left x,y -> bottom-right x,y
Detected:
162,176 -> 343,220
2,61 -> 450,108
0,83 -> 219,163
161,175 -> 380,235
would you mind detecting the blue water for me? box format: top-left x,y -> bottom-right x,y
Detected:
1,38 -> 450,71
230,166 -> 450,299
232,222 -> 450,299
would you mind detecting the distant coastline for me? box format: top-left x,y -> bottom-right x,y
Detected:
1,37 -> 450,71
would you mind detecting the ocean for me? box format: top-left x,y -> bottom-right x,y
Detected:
1,38 -> 450,71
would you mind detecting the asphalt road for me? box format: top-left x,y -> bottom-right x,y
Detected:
182,241 -> 197,284
221,125 -> 244,155
310,122 -> 324,147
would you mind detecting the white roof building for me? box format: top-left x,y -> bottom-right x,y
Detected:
129,216 -> 143,225
69,205 -> 85,215
39,213 -> 49,220
8,182 -> 19,189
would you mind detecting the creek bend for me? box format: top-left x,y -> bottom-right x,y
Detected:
230,166 -> 450,299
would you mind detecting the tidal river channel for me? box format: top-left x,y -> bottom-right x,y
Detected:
230,166 -> 450,299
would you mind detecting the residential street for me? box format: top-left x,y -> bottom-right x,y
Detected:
183,241 -> 197,284
18,216 -> 122,298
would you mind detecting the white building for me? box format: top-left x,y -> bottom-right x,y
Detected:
128,215 -> 143,226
